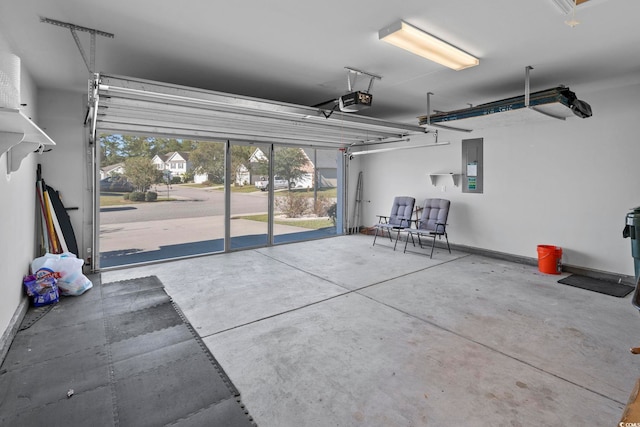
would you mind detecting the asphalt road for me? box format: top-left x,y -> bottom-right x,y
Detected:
100,185 -> 269,224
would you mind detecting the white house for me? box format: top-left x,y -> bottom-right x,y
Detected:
249,147 -> 328,188
99,162 -> 125,180
152,151 -> 191,178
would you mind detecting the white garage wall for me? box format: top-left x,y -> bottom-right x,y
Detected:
37,89 -> 90,264
1,81 -> 89,346
356,82 -> 640,277
0,49 -> 40,347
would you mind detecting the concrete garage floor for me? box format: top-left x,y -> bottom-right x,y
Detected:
101,234 -> 640,426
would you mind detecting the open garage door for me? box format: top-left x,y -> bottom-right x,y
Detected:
88,74 -> 425,148
87,74 -> 425,270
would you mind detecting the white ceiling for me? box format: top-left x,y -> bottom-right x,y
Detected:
1,0 -> 639,124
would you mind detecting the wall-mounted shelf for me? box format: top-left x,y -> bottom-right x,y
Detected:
0,107 -> 55,173
428,173 -> 459,187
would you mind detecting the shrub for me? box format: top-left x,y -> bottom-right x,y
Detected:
129,191 -> 145,202
327,203 -> 337,225
276,192 -> 310,218
122,193 -> 130,200
145,191 -> 158,202
182,171 -> 195,183
313,195 -> 334,217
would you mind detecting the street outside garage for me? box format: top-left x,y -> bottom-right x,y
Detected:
99,184 -> 337,268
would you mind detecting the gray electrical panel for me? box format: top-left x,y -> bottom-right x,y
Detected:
462,138 -> 483,194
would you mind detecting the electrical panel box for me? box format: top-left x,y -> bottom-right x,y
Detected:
462,138 -> 483,193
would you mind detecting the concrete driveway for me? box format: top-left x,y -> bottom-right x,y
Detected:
99,185 -> 335,268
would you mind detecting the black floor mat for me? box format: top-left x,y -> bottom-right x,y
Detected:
0,275 -> 255,426
558,274 -> 634,297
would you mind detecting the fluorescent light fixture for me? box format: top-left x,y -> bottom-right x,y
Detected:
378,20 -> 479,71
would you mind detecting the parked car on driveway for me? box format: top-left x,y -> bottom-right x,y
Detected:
255,174 -> 313,191
290,173 -> 313,190
255,176 -> 289,191
100,176 -> 135,192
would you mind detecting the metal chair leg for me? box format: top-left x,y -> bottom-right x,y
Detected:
430,235 -> 436,258
393,228 -> 404,251
403,231 -> 416,253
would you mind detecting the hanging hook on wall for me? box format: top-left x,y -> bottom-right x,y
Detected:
33,144 -> 52,154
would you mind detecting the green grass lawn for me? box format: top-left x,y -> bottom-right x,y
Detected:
179,183 -> 254,192
180,183 -> 210,188
217,185 -> 337,196
100,186 -> 337,207
230,185 -> 260,193
100,193 -> 174,206
235,214 -> 334,229
180,182 -> 337,196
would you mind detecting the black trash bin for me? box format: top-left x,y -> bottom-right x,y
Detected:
624,207 -> 640,281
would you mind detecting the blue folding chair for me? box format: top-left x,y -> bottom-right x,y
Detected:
404,198 -> 451,258
372,196 -> 415,250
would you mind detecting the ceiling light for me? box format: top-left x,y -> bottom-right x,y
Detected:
378,20 -> 479,71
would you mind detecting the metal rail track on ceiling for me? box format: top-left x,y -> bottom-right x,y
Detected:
89,74 -> 426,148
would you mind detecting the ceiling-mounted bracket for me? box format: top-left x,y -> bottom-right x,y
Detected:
313,67 -> 382,118
41,17 -> 114,74
425,92 -> 473,133
525,65 -> 566,121
344,67 -> 381,94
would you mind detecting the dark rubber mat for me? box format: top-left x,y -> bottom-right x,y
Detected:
105,301 -> 184,343
2,317 -> 108,369
0,275 -> 255,426
167,397 -> 256,427
109,323 -> 194,363
102,287 -> 171,317
0,346 -> 110,413
558,274 -> 634,297
115,352 -> 235,426
2,386 -> 115,427
101,275 -> 164,298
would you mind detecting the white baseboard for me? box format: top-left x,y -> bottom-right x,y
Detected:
0,296 -> 29,366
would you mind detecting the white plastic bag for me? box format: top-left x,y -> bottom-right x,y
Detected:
31,252 -> 93,296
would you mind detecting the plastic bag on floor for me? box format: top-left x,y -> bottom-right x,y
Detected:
23,269 -> 60,307
31,253 -> 93,296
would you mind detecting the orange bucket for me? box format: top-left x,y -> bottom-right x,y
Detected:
537,245 -> 562,274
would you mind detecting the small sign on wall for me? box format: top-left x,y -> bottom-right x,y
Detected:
467,162 -> 477,177
468,176 -> 477,190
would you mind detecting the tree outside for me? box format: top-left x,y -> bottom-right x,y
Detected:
124,157 -> 157,192
100,134 -> 198,168
274,147 -> 310,188
230,145 -> 261,186
101,136 -> 315,192
189,142 -> 225,184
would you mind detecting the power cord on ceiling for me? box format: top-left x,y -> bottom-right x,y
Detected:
321,104 -> 338,119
